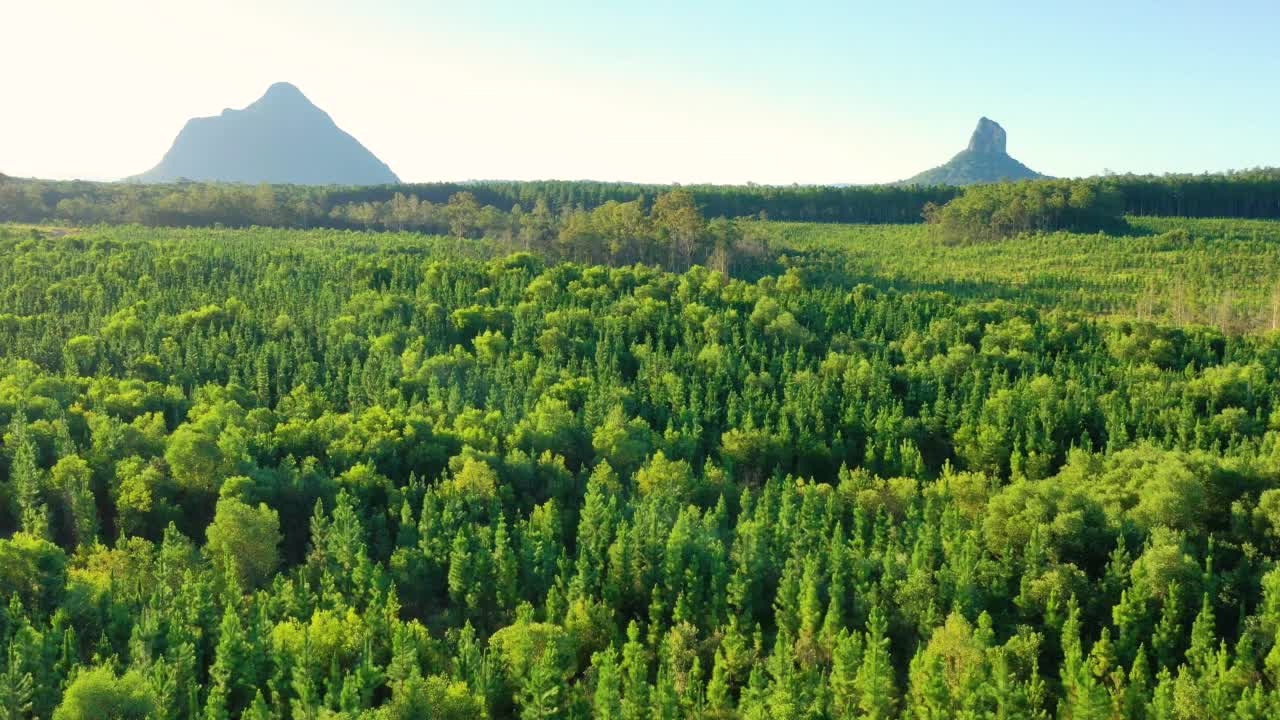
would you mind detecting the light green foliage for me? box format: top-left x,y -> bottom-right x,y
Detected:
488,619 -> 575,686
381,673 -> 487,720
633,451 -> 695,500
165,416 -> 239,493
449,456 -> 500,499
204,495 -> 281,589
52,666 -> 155,720
0,532 -> 66,613
591,408 -> 652,478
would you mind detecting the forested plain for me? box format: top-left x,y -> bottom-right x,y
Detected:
2,176 -> 1280,719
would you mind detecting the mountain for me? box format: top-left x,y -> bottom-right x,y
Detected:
132,82 -> 399,185
900,117 -> 1046,185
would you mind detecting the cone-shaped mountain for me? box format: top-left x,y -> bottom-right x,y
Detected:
901,117 -> 1045,185
132,82 -> 399,185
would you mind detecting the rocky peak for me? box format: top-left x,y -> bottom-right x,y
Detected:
131,81 -> 400,185
899,117 -> 1044,185
247,81 -> 319,114
264,81 -> 305,98
966,117 -> 1008,155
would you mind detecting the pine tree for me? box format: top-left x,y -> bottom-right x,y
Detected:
62,457 -> 97,548
682,655 -> 706,716
243,691 -> 272,720
339,639 -> 383,714
907,649 -> 952,720
795,554 -> 825,669
0,645 -> 34,720
386,623 -> 419,686
395,498 -> 418,548
1152,584 -> 1184,671
448,529 -> 475,619
829,629 -> 863,718
205,603 -> 251,720
621,622 -> 650,720
705,648 -> 733,714
1124,645 -> 1152,720
591,648 -> 623,720
1058,598 -> 1110,720
738,664 -> 771,720
8,410 -> 47,539
855,604 -> 897,720
291,637 -> 322,720
518,644 -> 565,720
766,629 -> 800,718
493,516 -> 519,618
326,490 -> 368,582
1185,593 -> 1217,672
574,461 -> 620,597
1147,668 -> 1176,720
820,524 -> 848,656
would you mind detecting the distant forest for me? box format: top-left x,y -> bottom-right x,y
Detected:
2,168 -> 1279,230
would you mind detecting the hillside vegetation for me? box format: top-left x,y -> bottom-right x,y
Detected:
900,148 -> 1044,186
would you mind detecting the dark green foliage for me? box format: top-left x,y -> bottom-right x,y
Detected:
924,179 -> 1127,242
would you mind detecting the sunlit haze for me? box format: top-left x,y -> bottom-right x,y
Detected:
5,0 -> 1279,184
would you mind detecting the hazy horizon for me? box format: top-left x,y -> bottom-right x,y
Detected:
5,0 -> 1279,185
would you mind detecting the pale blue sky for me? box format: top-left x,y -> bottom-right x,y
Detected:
4,0 -> 1278,183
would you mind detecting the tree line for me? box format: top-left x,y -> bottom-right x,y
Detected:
0,178 -> 958,228
4,168 -> 1279,231
0,180 -> 779,275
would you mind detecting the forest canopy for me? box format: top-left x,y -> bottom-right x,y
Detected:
0,213 -> 1279,717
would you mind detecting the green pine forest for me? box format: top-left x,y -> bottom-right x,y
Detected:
3,175 -> 1280,719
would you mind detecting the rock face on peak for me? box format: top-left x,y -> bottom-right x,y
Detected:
966,117 -> 1007,155
901,117 -> 1045,186
132,82 -> 399,185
